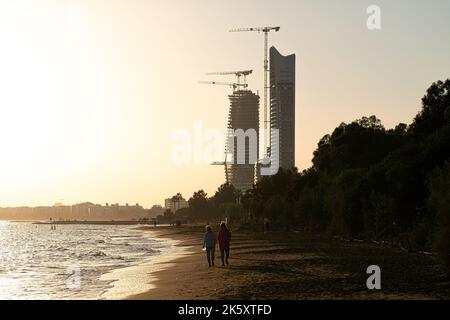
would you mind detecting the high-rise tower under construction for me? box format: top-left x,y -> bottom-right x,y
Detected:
226,90 -> 260,192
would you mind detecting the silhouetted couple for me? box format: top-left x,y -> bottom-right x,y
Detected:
202,222 -> 231,267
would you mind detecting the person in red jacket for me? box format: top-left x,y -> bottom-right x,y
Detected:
218,222 -> 231,266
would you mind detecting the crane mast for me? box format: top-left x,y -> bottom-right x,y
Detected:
229,26 -> 280,158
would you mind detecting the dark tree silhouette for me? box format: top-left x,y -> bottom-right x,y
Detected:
180,79 -> 450,270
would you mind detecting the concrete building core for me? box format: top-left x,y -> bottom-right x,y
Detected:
226,90 -> 260,192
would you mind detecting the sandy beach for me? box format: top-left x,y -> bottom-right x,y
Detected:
127,226 -> 450,300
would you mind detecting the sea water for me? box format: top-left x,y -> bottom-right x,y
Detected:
0,221 -> 172,299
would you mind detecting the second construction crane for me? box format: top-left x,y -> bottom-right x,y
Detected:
198,81 -> 247,93
229,26 -> 280,158
206,70 -> 253,87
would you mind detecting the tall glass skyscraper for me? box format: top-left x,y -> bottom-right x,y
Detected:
269,46 -> 296,171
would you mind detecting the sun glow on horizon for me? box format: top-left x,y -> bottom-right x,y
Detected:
0,0 -> 449,207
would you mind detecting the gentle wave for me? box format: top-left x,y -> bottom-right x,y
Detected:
0,221 -> 168,300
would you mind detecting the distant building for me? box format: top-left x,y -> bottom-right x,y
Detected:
0,202 -> 147,221
164,197 -> 188,212
148,205 -> 165,218
270,46 -> 296,171
226,90 -> 260,192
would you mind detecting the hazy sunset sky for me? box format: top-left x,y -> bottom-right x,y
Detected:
0,0 -> 449,207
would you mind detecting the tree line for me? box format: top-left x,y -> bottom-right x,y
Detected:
168,80 -> 450,273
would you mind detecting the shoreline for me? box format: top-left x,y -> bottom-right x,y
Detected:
125,226 -> 203,300
101,228 -> 194,299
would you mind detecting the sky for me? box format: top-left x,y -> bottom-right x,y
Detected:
0,0 -> 449,208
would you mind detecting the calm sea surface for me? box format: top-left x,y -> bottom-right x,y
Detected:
0,221 -> 170,299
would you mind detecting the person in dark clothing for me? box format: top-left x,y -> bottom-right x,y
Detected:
203,225 -> 216,267
218,222 -> 231,266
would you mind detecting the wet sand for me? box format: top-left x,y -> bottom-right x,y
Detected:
127,226 -> 450,300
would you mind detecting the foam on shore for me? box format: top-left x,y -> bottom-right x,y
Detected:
99,231 -> 193,299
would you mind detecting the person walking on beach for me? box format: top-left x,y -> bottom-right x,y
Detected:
218,222 -> 231,266
203,225 -> 216,267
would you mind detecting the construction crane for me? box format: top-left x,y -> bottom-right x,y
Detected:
200,70 -> 254,184
211,153 -> 230,184
229,26 -> 280,156
198,81 -> 248,92
206,70 -> 253,87
199,80 -> 243,184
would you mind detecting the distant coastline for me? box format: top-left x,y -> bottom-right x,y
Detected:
32,220 -> 147,225
2,219 -> 162,225
0,202 -> 166,221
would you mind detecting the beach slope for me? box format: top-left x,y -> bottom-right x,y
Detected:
128,226 -> 450,300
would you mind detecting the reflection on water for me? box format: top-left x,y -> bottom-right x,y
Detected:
0,221 -> 167,299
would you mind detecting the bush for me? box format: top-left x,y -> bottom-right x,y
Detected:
428,162 -> 450,274
407,223 -> 431,252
